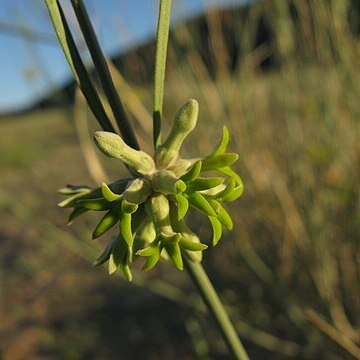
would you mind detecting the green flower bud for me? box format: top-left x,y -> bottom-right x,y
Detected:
169,204 -> 206,262
93,236 -> 117,267
122,178 -> 152,204
209,216 -> 222,245
67,207 -> 88,225
92,208 -> 120,239
134,218 -> 156,246
186,177 -> 224,192
201,153 -> 239,172
151,169 -> 185,195
77,197 -> 110,211
155,99 -> 199,168
108,234 -> 132,280
120,211 -> 133,246
58,185 -> 91,195
101,182 -> 122,202
180,160 -> 202,182
211,126 -> 230,157
175,193 -> 189,220
94,131 -> 155,175
146,193 -> 173,235
168,158 -> 198,177
136,240 -> 162,271
163,241 -> 183,270
187,192 -> 217,217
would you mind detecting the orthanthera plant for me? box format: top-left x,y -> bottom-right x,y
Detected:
59,100 -> 243,280
47,0 -> 249,358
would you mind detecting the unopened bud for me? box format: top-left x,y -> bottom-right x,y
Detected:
146,194 -> 174,236
151,169 -> 185,195
122,178 -> 151,204
155,99 -> 199,168
94,131 -> 155,175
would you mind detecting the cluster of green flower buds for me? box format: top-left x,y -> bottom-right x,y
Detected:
59,99 -> 243,280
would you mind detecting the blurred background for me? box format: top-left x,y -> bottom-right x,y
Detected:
1,0 -> 360,359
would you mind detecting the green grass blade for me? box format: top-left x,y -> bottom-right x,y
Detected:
70,0 -> 140,150
44,0 -> 115,133
153,0 -> 172,148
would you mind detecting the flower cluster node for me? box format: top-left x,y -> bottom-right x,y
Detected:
59,99 -> 243,280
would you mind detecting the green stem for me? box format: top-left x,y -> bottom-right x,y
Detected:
153,0 -> 172,148
44,0 -> 115,133
70,0 -> 140,150
184,258 -> 250,360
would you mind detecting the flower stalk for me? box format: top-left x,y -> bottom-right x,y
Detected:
185,259 -> 250,360
153,0 -> 172,147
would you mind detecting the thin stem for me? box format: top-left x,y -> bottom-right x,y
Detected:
153,0 -> 172,148
71,0 -> 140,150
184,258 -> 250,360
44,0 -> 115,133
304,309 -> 360,359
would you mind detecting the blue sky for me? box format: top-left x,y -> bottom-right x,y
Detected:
0,0 -> 247,112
